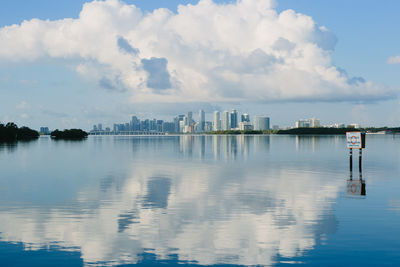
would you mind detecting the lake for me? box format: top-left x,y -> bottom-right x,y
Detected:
0,135 -> 399,266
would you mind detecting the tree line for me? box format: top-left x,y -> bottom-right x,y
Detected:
1,122 -> 88,142
51,129 -> 88,140
0,122 -> 39,141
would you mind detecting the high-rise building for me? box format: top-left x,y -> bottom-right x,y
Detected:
213,111 -> 221,131
241,113 -> 250,122
174,115 -> 185,132
40,127 -> 50,135
187,111 -> 193,126
199,109 -> 205,132
230,109 -> 238,129
310,118 -> 321,128
179,120 -> 185,133
221,111 -> 230,130
97,123 -> 103,131
156,120 -> 163,132
296,119 -> 311,128
205,121 -> 213,132
239,122 -> 253,130
254,116 -> 270,130
131,116 -> 140,131
162,122 -> 175,133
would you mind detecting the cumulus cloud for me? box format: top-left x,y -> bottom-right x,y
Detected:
0,0 -> 395,102
388,55 -> 400,64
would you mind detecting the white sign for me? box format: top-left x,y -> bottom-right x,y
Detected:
346,132 -> 362,149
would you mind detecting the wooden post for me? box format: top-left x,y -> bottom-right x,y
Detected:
350,148 -> 353,172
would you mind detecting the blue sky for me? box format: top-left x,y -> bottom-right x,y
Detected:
0,0 -> 399,129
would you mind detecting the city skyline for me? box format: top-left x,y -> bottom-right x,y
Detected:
90,109 -> 272,134
1,0 -> 399,130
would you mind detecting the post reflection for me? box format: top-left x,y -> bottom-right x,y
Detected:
347,171 -> 366,197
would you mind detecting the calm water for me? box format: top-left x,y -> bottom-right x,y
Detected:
0,135 -> 399,266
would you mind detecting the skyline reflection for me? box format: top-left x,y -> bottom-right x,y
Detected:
1,135 -> 399,266
0,136 -> 343,266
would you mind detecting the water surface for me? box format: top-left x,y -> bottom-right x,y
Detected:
0,135 -> 399,266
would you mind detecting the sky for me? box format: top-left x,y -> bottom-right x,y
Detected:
0,0 -> 399,130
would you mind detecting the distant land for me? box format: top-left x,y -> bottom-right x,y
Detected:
51,129 -> 88,140
276,127 -> 400,135
0,122 -> 39,142
0,122 -> 89,142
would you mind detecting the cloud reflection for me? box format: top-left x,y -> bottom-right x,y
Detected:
0,136 -> 342,266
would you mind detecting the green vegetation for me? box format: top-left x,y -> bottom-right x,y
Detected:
277,127 -> 361,135
0,122 -> 39,142
51,129 -> 88,140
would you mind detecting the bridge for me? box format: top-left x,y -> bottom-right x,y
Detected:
89,131 -> 166,136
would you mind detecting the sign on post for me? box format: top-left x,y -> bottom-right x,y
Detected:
346,132 -> 365,149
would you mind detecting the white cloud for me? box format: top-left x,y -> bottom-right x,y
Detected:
388,55 -> 400,64
0,0 -> 395,103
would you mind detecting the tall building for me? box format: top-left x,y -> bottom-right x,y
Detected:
97,123 -> 103,131
205,121 -> 213,132
310,118 -> 321,128
213,111 -> 221,131
239,122 -> 253,130
187,111 -> 193,126
254,116 -> 270,131
156,120 -> 163,132
221,111 -> 230,130
179,120 -> 185,133
40,127 -> 50,135
162,122 -> 175,133
174,115 -> 185,133
230,109 -> 238,129
131,116 -> 140,131
241,113 -> 250,122
296,119 -> 311,128
199,109 -> 205,132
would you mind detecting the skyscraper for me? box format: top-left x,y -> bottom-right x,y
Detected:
310,118 -> 321,128
230,109 -> 238,129
199,109 -> 205,132
254,116 -> 270,131
174,115 -> 185,133
241,113 -> 250,122
187,111 -> 193,126
221,111 -> 230,130
213,111 -> 221,131
131,116 -> 140,131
